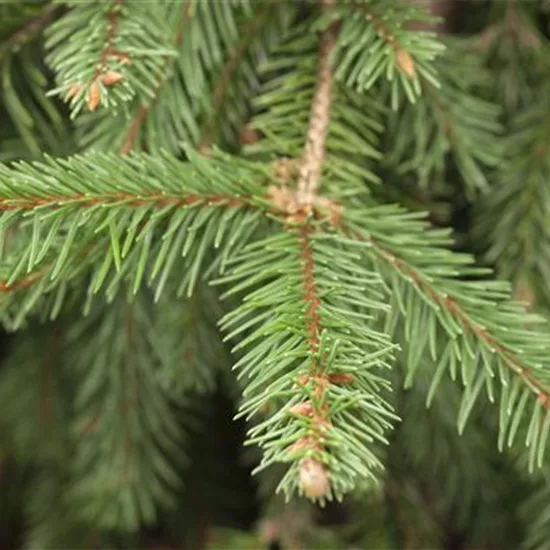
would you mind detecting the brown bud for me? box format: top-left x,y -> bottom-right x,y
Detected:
106,49 -> 132,65
239,124 -> 260,146
289,402 -> 314,416
87,81 -> 101,111
299,457 -> 330,499
67,82 -> 83,99
328,373 -> 355,385
396,48 -> 415,78
101,70 -> 123,87
287,437 -> 317,455
272,158 -> 297,184
117,54 -> 132,66
315,196 -> 343,226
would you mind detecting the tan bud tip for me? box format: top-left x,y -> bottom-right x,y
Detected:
87,81 -> 101,111
396,48 -> 415,78
299,457 -> 330,499
328,373 -> 355,385
287,437 -> 315,456
118,54 -> 132,66
272,158 -> 298,184
67,82 -> 83,99
101,70 -> 124,87
289,402 -> 314,416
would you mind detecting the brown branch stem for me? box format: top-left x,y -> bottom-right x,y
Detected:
298,225 -> 322,361
292,224 -> 332,498
297,26 -> 336,202
0,191 -> 249,212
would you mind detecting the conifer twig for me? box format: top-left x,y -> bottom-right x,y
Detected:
351,0 -> 415,78
289,19 -> 343,499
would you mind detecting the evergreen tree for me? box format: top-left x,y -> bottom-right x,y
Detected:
0,0 -> 550,548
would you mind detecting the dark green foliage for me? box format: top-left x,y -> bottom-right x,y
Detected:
1,1 -> 550,548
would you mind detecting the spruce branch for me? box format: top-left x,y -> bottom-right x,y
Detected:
384,38 -> 502,195
474,0 -> 547,111
321,0 -> 445,106
112,1 -> 297,156
0,152 -> 269,324
219,23 -> 397,502
340,205 -> 550,471
218,228 -> 396,501
46,0 -> 176,116
369,235 -> 550,408
73,0 -> 283,155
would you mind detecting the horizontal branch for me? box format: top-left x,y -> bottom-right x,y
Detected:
0,192 -> 248,212
364,232 -> 550,409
